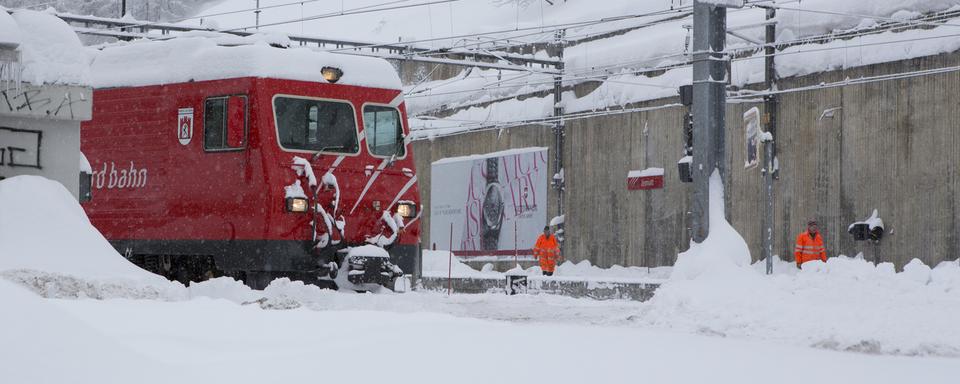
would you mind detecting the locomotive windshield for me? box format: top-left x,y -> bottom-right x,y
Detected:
363,105 -> 405,157
273,96 -> 359,153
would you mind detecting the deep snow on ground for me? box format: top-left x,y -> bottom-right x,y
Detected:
5,278 -> 959,384
3,176 -> 960,383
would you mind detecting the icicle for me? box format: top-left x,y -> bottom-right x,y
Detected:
0,52 -> 22,93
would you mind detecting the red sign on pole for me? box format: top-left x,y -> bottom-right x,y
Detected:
627,168 -> 665,190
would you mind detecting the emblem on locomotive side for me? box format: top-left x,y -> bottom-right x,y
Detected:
177,108 -> 194,145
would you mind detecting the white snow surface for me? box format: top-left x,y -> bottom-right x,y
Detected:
422,249 -> 671,282
393,0 -> 960,136
6,277 -> 959,384
291,156 -> 317,187
4,174 -> 960,382
628,167 -> 665,178
850,208 -> 885,231
78,151 -> 92,174
0,8 -> 22,48
647,255 -> 960,357
430,146 -> 548,165
0,176 -> 166,284
90,36 -> 402,90
347,244 -> 391,258
5,9 -> 91,86
671,170 -> 751,280
549,214 -> 565,226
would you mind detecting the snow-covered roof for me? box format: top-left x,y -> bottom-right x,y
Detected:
0,9 -> 22,49
628,168 -> 665,178
431,146 -> 548,165
91,35 -> 402,90
0,9 -> 91,86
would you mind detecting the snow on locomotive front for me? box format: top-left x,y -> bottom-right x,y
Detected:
80,36 -> 421,290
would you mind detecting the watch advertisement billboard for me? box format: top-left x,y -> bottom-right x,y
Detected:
430,147 -> 549,259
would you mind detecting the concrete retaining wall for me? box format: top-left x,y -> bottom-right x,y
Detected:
412,52 -> 960,270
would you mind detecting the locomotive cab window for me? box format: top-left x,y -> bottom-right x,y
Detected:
274,96 -> 359,154
204,95 -> 247,151
363,105 -> 404,157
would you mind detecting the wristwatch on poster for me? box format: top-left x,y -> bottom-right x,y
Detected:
481,158 -> 504,250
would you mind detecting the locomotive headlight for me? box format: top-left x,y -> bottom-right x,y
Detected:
286,197 -> 308,213
321,66 -> 343,83
397,202 -> 417,218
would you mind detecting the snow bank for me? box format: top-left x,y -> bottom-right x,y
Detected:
0,280 -> 165,383
187,276 -> 259,304
646,178 -> 960,355
0,176 -> 166,283
421,249 -> 500,278
0,176 -> 180,300
9,9 -> 91,86
671,170 -> 751,280
643,254 -> 960,357
91,36 -> 402,90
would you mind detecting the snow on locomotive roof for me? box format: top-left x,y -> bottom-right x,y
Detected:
90,35 -> 402,90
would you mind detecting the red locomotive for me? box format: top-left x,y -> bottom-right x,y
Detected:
80,37 -> 420,289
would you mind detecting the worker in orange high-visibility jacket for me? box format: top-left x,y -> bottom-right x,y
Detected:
795,220 -> 827,268
534,225 -> 561,276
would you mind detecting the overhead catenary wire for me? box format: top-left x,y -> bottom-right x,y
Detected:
761,3 -> 960,30
322,6 -> 699,54
410,6 -> 960,103
410,102 -> 683,140
224,0 -> 461,32
414,56 -> 960,139
97,0 -> 334,31
403,2 -> 960,141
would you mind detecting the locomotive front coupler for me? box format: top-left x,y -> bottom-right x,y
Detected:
310,243 -> 345,279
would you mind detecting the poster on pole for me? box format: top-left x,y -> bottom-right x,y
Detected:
744,107 -> 761,169
430,147 -> 549,260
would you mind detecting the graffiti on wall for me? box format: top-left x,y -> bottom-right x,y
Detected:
0,126 -> 42,174
0,85 -> 92,120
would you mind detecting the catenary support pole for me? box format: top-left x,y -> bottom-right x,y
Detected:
255,0 -> 261,30
691,0 -> 728,242
447,222 -> 453,295
514,221 -> 519,266
552,30 -> 566,223
763,7 -> 777,275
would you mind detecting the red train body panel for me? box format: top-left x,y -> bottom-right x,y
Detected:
81,73 -> 420,288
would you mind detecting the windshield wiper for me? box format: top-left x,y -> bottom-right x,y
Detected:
311,145 -> 349,162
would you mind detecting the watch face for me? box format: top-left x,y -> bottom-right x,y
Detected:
485,158 -> 499,182
482,184 -> 504,230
